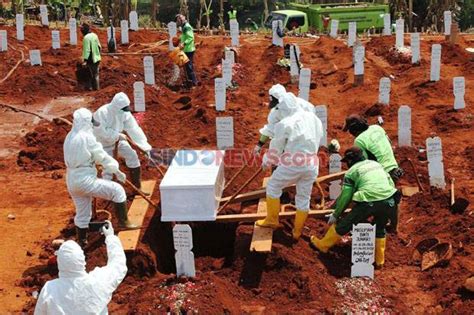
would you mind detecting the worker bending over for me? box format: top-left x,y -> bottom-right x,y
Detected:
257,93 -> 323,240
311,147 -> 400,268
64,108 -> 138,246
34,221 -> 127,314
81,23 -> 101,91
343,114 -> 403,182
93,92 -> 152,192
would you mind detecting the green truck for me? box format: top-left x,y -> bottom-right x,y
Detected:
265,2 -> 389,33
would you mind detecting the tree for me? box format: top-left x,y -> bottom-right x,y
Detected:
263,0 -> 269,23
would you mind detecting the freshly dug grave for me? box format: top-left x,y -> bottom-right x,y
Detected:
1,26 -> 473,313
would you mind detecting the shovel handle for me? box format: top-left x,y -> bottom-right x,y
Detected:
223,165 -> 247,191
124,134 -> 165,177
124,179 -> 157,208
218,168 -> 263,213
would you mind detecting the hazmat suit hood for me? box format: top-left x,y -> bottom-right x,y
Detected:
269,84 -> 286,101
72,108 -> 94,133
107,92 -> 131,113
277,92 -> 299,118
57,240 -> 87,278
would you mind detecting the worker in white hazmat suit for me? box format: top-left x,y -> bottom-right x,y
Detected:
93,92 -> 152,192
254,84 -> 287,156
64,108 -> 138,247
256,93 -> 324,240
34,221 -> 127,315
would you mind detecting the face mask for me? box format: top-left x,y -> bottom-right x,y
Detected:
269,96 -> 279,109
91,117 -> 100,127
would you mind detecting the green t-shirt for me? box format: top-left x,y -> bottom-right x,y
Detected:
82,33 -> 101,64
355,125 -> 398,173
343,159 -> 397,202
180,23 -> 196,53
228,10 -> 237,20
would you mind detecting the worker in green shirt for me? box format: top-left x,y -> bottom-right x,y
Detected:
81,23 -> 101,91
311,147 -> 400,269
176,14 -> 198,87
343,114 -> 404,182
228,5 -> 237,21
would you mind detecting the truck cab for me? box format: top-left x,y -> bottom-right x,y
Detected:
264,10 -> 309,33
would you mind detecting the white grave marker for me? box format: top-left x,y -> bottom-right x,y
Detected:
396,18 -> 404,49
453,77 -> 465,110
444,11 -> 452,35
383,14 -> 391,36
230,20 -> 239,47
378,77 -> 391,105
298,68 -> 311,101
329,154 -> 342,200
168,22 -> 177,51
426,137 -> 446,189
215,78 -> 226,111
330,20 -> 339,38
411,32 -> 420,64
51,30 -> 60,49
225,50 -> 235,65
314,105 -> 327,147
430,44 -> 442,82
29,50 -> 42,66
130,11 -> 139,31
173,224 -> 196,278
69,18 -> 77,45
0,30 -> 7,52
16,14 -> 24,41
222,59 -> 232,87
107,26 -> 116,46
272,20 -> 284,47
290,44 -> 300,78
216,117 -> 234,149
39,5 -> 49,26
133,81 -> 145,112
354,45 -> 365,76
348,22 -> 356,47
398,105 -> 411,147
143,56 -> 155,85
351,223 -> 376,279
120,20 -> 129,44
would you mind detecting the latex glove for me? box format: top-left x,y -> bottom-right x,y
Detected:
325,213 -> 337,225
146,150 -> 153,160
118,133 -> 128,141
253,145 -> 262,157
101,220 -> 114,237
115,170 -> 126,183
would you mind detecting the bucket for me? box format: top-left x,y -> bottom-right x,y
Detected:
169,48 -> 189,67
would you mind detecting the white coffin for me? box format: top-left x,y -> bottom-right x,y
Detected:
160,150 -> 225,221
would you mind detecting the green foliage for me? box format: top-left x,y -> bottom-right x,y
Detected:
458,1 -> 474,30
138,14 -> 153,28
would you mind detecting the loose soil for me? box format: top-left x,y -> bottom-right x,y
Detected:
0,26 -> 473,313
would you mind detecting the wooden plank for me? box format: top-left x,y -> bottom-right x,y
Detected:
216,209 -> 351,223
250,178 -> 273,252
118,180 -> 156,251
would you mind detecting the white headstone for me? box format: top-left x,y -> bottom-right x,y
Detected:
133,81 -> 145,112
168,22 -> 177,51
351,223 -> 376,279
329,154 -> 342,200
107,27 -> 116,46
444,11 -> 452,35
396,18 -> 404,49
69,18 -> 77,45
411,32 -> 420,64
173,224 -> 196,278
348,22 -> 356,47
16,14 -> 24,41
378,77 -> 391,105
0,30 -> 7,52
330,20 -> 339,38
426,137 -> 446,189
216,117 -> 234,149
225,50 -> 235,65
430,44 -> 442,82
230,20 -> 240,47
272,20 -> 284,47
222,59 -> 232,87
453,77 -> 465,110
290,44 -> 300,78
215,78 -> 226,111
298,68 -> 311,101
398,105 -> 411,147
383,14 -> 391,36
143,56 -> 155,85
314,105 -> 327,147
130,11 -> 139,31
354,45 -> 365,75
39,5 -> 49,26
120,20 -> 129,45
29,50 -> 42,66
51,30 -> 60,49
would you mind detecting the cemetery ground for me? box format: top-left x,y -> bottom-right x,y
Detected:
0,25 -> 473,313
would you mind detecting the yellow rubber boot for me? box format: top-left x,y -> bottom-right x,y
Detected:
310,224 -> 341,253
375,237 -> 386,268
256,196 -> 281,229
292,210 -> 309,240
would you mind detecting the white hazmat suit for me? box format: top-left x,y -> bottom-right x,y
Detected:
259,84 -> 287,139
64,108 -> 126,229
34,232 -> 127,314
